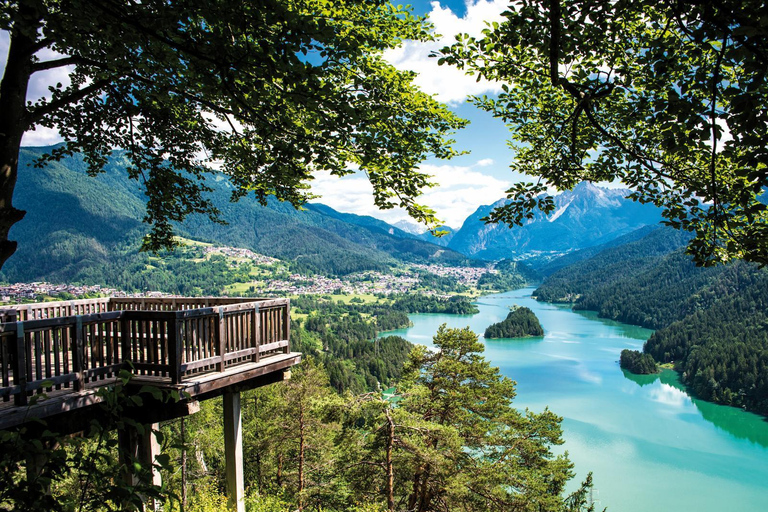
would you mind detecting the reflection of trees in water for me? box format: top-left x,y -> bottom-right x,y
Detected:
571,309 -> 654,341
621,369 -> 658,388
622,369 -> 768,449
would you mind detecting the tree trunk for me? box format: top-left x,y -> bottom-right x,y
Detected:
298,403 -> 305,512
385,407 -> 395,512
408,468 -> 422,511
181,418 -> 187,512
0,7 -> 40,269
416,461 -> 432,512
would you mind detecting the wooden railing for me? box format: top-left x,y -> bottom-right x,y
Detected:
0,297 -> 290,406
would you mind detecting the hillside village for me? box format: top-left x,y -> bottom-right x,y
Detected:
0,245 -> 501,302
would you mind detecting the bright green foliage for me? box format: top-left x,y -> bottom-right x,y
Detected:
441,0 -> 768,266
235,328 -> 596,512
395,325 -> 585,512
484,306 -> 544,338
0,0 -> 466,266
245,358 -> 347,510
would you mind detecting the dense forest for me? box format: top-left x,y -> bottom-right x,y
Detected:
535,228 -> 768,414
619,349 -> 658,374
1,328 -> 597,512
387,294 -> 479,315
484,307 -> 544,339
287,293 -> 479,393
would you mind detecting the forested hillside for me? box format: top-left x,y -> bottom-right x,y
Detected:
4,146 -> 471,285
535,228 -> 768,414
534,227 -> 691,304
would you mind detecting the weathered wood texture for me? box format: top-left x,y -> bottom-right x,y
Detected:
0,297 -> 290,406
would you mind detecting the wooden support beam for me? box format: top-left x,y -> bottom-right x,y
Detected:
223,391 -> 245,512
13,322 -> 26,406
118,422 -> 162,511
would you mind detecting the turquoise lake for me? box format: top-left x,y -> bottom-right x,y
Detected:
381,287 -> 768,511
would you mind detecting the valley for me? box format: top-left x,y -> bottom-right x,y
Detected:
3,145 -> 767,511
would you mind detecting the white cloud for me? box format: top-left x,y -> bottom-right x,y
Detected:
385,0 -> 508,104
310,160 -> 510,229
648,383 -> 692,409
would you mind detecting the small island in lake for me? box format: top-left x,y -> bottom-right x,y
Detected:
484,306 -> 544,338
619,349 -> 659,374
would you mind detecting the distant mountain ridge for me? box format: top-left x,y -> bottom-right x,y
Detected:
444,182 -> 664,263
3,146 -> 472,283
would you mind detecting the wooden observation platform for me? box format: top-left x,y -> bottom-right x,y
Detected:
0,296 -> 300,511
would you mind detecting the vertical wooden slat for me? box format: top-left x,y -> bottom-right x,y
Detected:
160,319 -> 168,375
168,317 -> 181,383
73,317 -> 84,392
90,323 -> 98,382
44,329 -> 52,389
1,334 -> 10,400
252,307 -> 260,363
33,331 -> 42,393
52,329 -> 61,390
283,302 -> 290,353
137,319 -> 145,375
62,326 -> 71,386
217,309 -> 225,372
105,321 -> 113,372
121,314 -> 130,373
196,317 -> 202,366
14,323 -> 27,406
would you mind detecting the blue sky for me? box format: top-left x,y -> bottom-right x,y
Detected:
311,0 -> 521,228
4,0 -> 517,229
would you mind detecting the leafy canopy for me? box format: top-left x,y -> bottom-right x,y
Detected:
0,0 -> 465,261
440,0 -> 768,266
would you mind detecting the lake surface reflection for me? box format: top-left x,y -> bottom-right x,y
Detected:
382,288 -> 768,511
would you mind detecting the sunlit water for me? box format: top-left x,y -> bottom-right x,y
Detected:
381,288 -> 768,511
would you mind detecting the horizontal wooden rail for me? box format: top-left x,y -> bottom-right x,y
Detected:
0,297 -> 290,406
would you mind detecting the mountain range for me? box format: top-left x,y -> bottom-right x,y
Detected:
435,182 -> 664,263
6,145 -> 668,283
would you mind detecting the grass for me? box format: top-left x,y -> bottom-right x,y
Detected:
332,293 -> 379,305
173,236 -> 213,247
224,282 -> 258,294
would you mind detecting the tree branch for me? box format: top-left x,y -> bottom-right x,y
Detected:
27,79 -> 112,124
548,0 -> 561,86
31,56 -> 81,73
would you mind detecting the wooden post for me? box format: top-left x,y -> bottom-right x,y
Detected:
181,417 -> 188,511
168,316 -> 182,383
13,321 -> 26,406
223,391 -> 245,512
252,305 -> 260,363
73,317 -> 84,391
283,301 -> 290,353
217,308 -> 226,372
